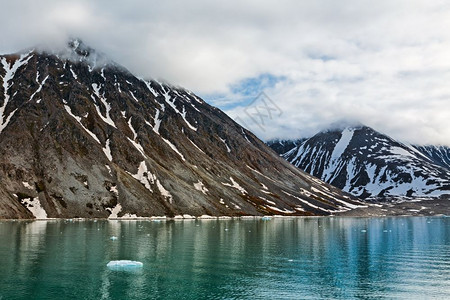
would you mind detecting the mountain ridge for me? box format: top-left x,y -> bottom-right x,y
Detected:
413,145 -> 450,171
268,125 -> 450,200
0,41 -> 362,219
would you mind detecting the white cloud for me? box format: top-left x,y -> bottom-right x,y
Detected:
1,0 -> 450,145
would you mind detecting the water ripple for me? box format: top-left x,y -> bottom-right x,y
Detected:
0,217 -> 449,299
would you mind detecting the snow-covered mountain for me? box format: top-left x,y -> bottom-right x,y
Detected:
268,126 -> 450,199
0,39 -> 363,219
414,145 -> 450,171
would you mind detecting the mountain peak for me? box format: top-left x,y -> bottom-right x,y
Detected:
67,38 -> 92,58
31,37 -> 115,70
323,120 -> 365,133
269,124 -> 450,199
0,42 -> 361,218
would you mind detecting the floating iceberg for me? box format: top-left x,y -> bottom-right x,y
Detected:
107,260 -> 143,271
110,236 -> 118,240
261,216 -> 272,221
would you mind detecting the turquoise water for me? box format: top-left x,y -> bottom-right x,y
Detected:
1,217 -> 450,299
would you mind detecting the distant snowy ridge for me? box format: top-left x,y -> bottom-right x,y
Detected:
268,126 -> 450,200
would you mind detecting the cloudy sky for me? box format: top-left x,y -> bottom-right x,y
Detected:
2,0 -> 450,145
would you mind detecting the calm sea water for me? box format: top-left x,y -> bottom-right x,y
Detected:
0,217 -> 449,299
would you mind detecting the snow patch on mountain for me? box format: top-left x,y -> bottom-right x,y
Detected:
194,181 -> 208,194
0,52 -> 33,133
282,190 -> 331,213
222,177 -> 246,194
156,179 -> 173,203
20,197 -> 47,219
130,161 -> 155,192
64,103 -> 101,144
187,137 -> 205,154
162,91 -> 197,131
323,127 -> 355,181
161,137 -> 185,161
153,109 -> 162,134
108,203 -> 122,218
92,83 -> 117,128
220,137 -> 231,153
30,74 -> 49,102
103,139 -> 113,161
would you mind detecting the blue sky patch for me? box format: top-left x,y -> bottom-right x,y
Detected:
201,73 -> 286,110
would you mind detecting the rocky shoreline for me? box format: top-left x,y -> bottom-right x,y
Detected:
2,198 -> 450,220
338,198 -> 450,217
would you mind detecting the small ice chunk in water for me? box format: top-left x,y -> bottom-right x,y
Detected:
110,236 -> 118,240
107,260 -> 143,271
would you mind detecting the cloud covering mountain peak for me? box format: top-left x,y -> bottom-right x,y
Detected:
2,0 -> 450,145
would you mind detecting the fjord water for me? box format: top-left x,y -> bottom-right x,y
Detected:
1,217 -> 450,299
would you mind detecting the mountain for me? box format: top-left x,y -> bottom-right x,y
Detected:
414,145 -> 450,171
268,126 -> 450,200
265,139 -> 304,156
0,40 -> 362,219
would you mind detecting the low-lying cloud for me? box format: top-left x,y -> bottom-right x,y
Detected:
1,0 -> 450,145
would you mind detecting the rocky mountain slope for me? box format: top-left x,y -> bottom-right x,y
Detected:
0,40 -> 363,219
268,126 -> 450,200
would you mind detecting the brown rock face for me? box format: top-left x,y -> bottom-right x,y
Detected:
0,41 -> 362,219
